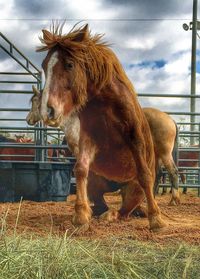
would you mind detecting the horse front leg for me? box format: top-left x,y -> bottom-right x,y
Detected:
72,138 -> 95,228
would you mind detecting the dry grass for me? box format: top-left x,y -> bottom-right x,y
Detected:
0,230 -> 199,279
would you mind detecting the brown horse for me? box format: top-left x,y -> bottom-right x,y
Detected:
37,23 -> 166,231
27,83 -> 180,215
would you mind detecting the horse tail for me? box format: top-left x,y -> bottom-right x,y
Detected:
172,121 -> 179,166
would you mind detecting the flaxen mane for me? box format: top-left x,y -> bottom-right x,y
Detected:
37,24 -> 135,96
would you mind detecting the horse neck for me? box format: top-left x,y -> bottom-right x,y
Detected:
88,74 -> 137,97
86,78 -> 140,117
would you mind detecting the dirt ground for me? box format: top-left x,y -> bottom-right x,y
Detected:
0,191 -> 200,245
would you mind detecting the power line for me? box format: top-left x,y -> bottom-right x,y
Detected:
0,18 -> 194,22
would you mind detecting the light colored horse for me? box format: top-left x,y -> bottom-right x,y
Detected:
27,86 -> 80,158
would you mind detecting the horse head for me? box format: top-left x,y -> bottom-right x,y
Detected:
38,24 -> 89,127
37,23 -> 132,127
26,86 -> 42,126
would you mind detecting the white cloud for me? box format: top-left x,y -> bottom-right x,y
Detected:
164,52 -> 190,75
126,51 -> 191,115
0,0 -> 14,19
125,37 -> 156,50
0,58 -> 18,72
66,0 -> 117,19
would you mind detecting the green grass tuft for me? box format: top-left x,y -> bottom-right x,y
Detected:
0,232 -> 199,279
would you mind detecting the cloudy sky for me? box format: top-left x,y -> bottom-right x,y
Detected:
0,0 -> 200,127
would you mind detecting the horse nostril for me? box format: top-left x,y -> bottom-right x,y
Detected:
47,106 -> 55,119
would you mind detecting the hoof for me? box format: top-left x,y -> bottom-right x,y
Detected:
182,188 -> 187,194
131,205 -> 148,218
169,197 -> 181,206
73,203 -> 92,227
100,209 -> 119,222
149,214 -> 167,232
161,190 -> 167,195
169,190 -> 181,206
72,212 -> 91,227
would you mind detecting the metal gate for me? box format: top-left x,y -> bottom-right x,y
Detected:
0,32 -> 74,202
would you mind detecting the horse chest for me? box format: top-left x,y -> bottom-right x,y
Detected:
91,148 -> 137,182
80,102 -> 137,182
81,104 -> 122,146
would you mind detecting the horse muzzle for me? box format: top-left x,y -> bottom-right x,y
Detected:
43,114 -> 62,127
26,115 -> 34,126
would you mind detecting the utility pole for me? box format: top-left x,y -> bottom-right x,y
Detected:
190,0 -> 198,145
183,0 -> 199,145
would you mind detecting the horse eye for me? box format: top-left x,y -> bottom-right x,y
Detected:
65,62 -> 74,70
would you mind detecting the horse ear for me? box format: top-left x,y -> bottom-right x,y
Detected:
73,24 -> 89,42
42,29 -> 54,42
32,85 -> 40,96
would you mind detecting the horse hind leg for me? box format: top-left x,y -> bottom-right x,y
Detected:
154,166 -> 163,195
162,156 -> 180,205
129,145 -> 166,230
100,180 -> 145,222
161,173 -> 168,195
88,176 -> 148,221
180,172 -> 187,194
87,172 -> 109,216
154,166 -> 169,196
119,181 -> 146,218
124,142 -> 166,230
111,104 -> 165,230
125,146 -> 166,230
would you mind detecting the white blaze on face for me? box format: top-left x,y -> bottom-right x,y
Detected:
41,51 -> 58,121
